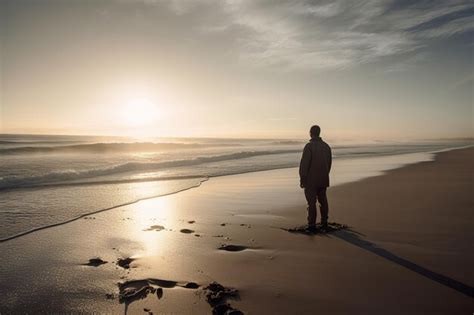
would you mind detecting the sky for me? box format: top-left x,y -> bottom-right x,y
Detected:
1,0 -> 473,140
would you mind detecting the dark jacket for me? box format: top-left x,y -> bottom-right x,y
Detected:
299,137 -> 332,188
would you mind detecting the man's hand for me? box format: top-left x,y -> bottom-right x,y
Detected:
300,177 -> 306,189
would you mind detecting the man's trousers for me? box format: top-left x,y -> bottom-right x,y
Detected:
304,187 -> 329,227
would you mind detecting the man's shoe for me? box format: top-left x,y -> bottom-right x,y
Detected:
320,222 -> 328,232
307,225 -> 318,233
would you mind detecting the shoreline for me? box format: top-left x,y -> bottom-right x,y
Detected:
2,145 -> 470,243
2,143 -> 471,192
0,147 -> 473,313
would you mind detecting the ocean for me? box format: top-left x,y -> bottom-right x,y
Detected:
0,134 -> 471,241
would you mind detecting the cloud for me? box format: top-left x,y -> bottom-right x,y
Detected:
161,0 -> 474,70
415,15 -> 474,38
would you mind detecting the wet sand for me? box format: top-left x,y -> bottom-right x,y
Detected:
0,147 -> 472,314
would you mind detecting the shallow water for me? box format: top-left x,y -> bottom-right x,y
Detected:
0,134 -> 471,240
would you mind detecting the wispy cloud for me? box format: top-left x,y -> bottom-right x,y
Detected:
160,0 -> 473,70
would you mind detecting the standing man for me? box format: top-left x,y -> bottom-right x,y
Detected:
299,125 -> 332,232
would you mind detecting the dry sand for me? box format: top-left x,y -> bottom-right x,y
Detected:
0,147 -> 472,314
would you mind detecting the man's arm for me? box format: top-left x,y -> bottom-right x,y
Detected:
328,146 -> 332,173
299,144 -> 311,188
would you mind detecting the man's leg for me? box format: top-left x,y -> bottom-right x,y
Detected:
304,188 -> 317,228
317,187 -> 329,228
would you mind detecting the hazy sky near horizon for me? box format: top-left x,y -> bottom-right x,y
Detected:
1,0 -> 473,140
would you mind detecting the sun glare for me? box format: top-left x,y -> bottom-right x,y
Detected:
120,98 -> 160,126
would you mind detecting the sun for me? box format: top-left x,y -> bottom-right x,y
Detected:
120,98 -> 160,126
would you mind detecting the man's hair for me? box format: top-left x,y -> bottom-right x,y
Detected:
310,125 -> 321,137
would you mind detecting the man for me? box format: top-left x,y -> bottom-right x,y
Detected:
299,125 -> 332,232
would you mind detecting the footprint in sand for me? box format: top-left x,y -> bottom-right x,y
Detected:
144,225 -> 165,232
83,258 -> 107,267
180,229 -> 194,234
117,257 -> 135,269
218,244 -> 249,252
283,222 -> 349,235
184,282 -> 200,289
156,287 -> 163,299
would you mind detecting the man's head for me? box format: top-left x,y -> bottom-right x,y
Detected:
310,125 -> 321,138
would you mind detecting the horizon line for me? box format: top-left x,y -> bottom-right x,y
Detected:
0,132 -> 473,142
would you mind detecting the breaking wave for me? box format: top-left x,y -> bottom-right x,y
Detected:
0,149 -> 301,190
0,141 -> 240,154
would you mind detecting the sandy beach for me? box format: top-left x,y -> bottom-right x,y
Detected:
1,147 -> 472,314
3,1 -> 473,313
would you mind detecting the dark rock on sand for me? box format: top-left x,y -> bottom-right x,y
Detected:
218,244 -> 248,252
204,282 -> 239,305
117,257 -> 135,269
188,220 -> 196,224
118,278 -> 200,305
84,258 -> 107,267
204,282 -> 242,314
148,278 -> 178,288
180,229 -> 194,234
213,303 -> 244,315
118,280 -> 156,304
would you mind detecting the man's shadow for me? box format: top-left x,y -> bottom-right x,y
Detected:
284,224 -> 474,298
